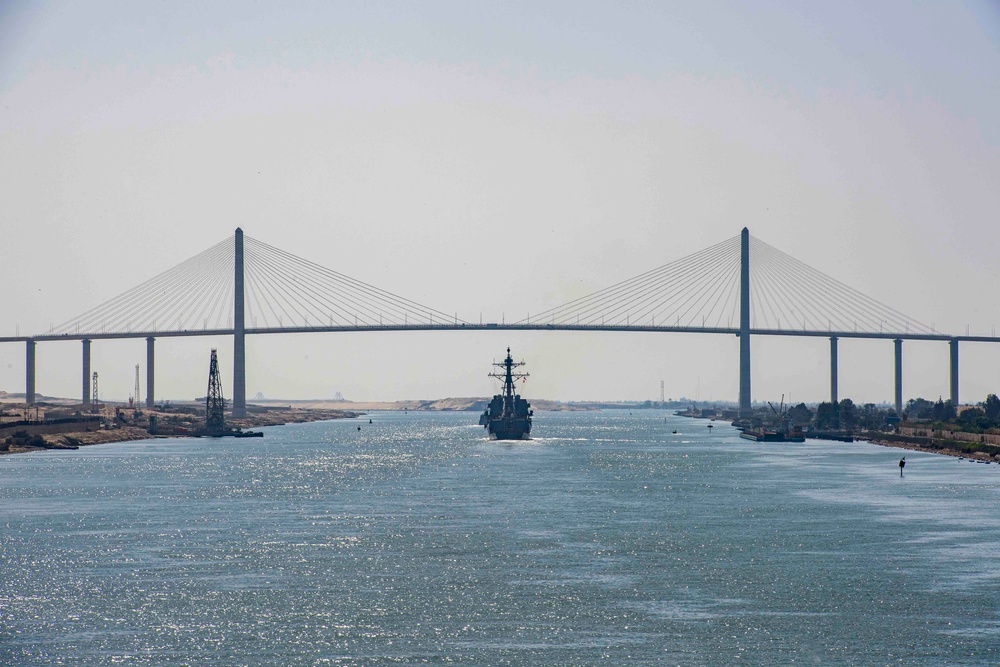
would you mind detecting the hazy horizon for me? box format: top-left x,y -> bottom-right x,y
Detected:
3,2 -> 999,405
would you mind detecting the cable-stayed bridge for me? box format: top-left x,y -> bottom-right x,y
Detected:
3,228 -> 994,417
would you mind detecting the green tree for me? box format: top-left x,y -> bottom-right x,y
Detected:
815,402 -> 837,429
839,398 -> 858,430
786,402 -> 813,426
905,398 -> 935,420
982,394 -> 1000,424
931,398 -> 956,422
857,403 -> 889,430
957,406 -> 988,430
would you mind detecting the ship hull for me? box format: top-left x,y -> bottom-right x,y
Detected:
487,418 -> 532,441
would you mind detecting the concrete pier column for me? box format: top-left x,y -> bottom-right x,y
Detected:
233,227 -> 247,418
738,227 -> 752,418
25,339 -> 36,406
894,339 -> 903,415
146,336 -> 155,408
829,336 -> 839,405
82,339 -> 91,406
949,338 -> 959,407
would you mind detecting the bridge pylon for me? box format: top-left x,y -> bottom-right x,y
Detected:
233,228 -> 246,419
82,339 -> 91,406
949,338 -> 959,407
894,338 -> 903,415
146,337 -> 155,409
830,336 -> 838,405
739,227 -> 752,417
25,339 -> 35,407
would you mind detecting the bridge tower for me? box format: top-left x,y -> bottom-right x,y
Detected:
146,337 -> 155,409
894,339 -> 903,415
233,228 -> 247,418
739,227 -> 752,418
82,339 -> 91,406
25,339 -> 35,407
949,338 -> 959,407
830,336 -> 839,405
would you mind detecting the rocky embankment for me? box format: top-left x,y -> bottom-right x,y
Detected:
863,432 -> 1000,462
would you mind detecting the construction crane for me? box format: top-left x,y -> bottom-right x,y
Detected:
91,372 -> 99,414
205,349 -> 226,434
133,364 -> 141,410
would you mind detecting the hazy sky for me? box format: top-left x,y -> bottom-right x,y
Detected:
2,1 -> 999,405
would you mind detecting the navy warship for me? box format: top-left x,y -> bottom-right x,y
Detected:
480,347 -> 532,440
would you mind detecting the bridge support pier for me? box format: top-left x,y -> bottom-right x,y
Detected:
233,227 -> 247,419
830,336 -> 838,405
894,339 -> 903,415
25,339 -> 35,407
82,339 -> 91,406
950,338 -> 959,407
146,337 -> 155,408
739,227 -> 752,418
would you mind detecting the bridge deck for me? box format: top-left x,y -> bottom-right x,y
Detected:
3,324 -> 997,344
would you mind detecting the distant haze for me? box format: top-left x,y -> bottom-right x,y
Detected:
2,2 -> 999,405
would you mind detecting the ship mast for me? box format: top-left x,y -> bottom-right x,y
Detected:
488,347 -> 529,414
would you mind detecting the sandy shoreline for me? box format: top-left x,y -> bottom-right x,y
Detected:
0,406 -> 361,457
0,394 -> 589,457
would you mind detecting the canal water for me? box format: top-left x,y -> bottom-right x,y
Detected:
2,411 -> 999,665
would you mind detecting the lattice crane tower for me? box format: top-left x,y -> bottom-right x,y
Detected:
206,349 -> 226,434
92,372 -> 99,413
134,364 -> 140,408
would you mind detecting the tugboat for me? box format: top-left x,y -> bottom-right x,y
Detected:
480,347 -> 532,440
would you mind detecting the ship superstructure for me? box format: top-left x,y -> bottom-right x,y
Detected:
481,347 -> 532,440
